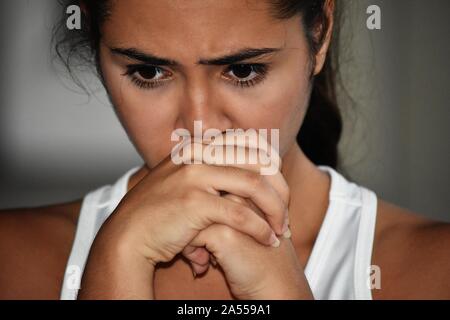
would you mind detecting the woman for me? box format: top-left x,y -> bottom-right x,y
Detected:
0,0 -> 449,300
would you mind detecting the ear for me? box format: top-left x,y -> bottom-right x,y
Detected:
313,0 -> 335,76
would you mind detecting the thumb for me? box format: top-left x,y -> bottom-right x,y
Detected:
182,245 -> 211,277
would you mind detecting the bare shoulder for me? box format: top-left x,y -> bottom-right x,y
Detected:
0,200 -> 81,299
372,199 -> 450,299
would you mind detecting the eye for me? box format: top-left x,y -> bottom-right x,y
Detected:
123,65 -> 172,89
135,66 -> 164,80
223,64 -> 269,88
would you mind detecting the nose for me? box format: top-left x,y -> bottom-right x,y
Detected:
176,74 -> 232,136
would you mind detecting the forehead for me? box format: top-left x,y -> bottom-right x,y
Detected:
102,0 -> 302,60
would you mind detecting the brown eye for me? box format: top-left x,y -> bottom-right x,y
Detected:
223,63 -> 269,88
135,66 -> 161,80
230,64 -> 254,79
124,65 -> 173,90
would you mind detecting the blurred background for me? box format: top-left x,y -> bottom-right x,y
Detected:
0,0 -> 449,221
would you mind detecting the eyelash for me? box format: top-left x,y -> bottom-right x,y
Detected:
223,64 -> 269,88
122,65 -> 170,90
122,63 -> 270,90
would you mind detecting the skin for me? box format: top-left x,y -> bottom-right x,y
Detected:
0,0 -> 449,299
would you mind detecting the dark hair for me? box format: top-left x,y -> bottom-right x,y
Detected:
53,0 -> 343,169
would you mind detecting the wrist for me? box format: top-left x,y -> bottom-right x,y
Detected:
78,225 -> 156,299
101,209 -> 161,267
249,282 -> 314,300
249,242 -> 314,300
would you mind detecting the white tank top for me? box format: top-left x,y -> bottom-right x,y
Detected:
60,166 -> 378,300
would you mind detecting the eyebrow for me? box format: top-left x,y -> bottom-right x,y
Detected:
110,47 -> 281,66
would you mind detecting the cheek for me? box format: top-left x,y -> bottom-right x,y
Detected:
278,72 -> 312,154
100,54 -> 179,166
226,63 -> 311,156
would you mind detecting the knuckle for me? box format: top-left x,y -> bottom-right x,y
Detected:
277,198 -> 288,216
215,225 -> 239,244
281,182 -> 290,205
180,164 -> 201,180
255,216 -> 271,234
179,189 -> 202,207
228,205 -> 248,226
246,170 -> 264,189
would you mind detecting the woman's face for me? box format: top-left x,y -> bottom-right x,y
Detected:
98,0 -> 328,168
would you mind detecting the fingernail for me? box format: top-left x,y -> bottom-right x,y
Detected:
192,269 -> 197,278
282,210 -> 290,234
270,232 -> 280,248
282,219 -> 289,235
282,227 -> 292,239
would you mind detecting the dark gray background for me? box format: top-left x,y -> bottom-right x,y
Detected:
0,0 -> 449,222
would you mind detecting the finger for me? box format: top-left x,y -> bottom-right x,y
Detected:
191,261 -> 209,277
195,144 -> 289,206
204,130 -> 286,203
210,254 -> 217,267
193,143 -> 290,230
222,193 -> 264,219
182,245 -> 210,266
195,192 -> 280,247
172,137 -> 289,206
172,139 -> 290,234
188,225 -> 227,259
187,165 -> 287,235
223,193 -> 291,239
206,129 -> 282,174
182,245 -> 211,277
205,144 -> 291,237
188,224 -> 255,264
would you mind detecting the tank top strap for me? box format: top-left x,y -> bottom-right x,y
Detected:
60,166 -> 141,300
354,186 -> 378,299
305,166 -> 378,300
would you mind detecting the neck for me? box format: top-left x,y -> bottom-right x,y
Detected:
281,143 -> 331,250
